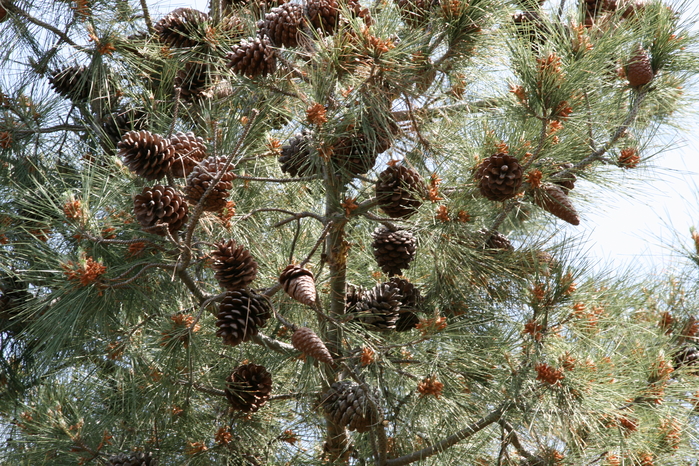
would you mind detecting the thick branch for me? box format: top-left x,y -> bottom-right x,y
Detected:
385,403 -> 510,466
251,332 -> 297,355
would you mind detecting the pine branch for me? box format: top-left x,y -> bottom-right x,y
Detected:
251,332 -> 297,355
384,403 -> 511,466
6,3 -> 82,50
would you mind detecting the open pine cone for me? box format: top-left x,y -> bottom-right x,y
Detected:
154,7 -> 209,48
118,130 -> 175,181
169,132 -> 207,178
258,3 -> 305,48
215,289 -> 271,346
225,363 -> 273,412
174,61 -> 210,102
375,164 -> 426,219
211,239 -> 258,290
226,36 -> 277,78
475,153 -> 523,201
185,156 -> 235,212
352,283 -> 402,330
371,227 -> 417,276
322,381 -> 380,432
48,65 -> 90,101
279,130 -> 319,177
133,185 -> 188,235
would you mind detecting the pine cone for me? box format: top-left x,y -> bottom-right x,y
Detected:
118,130 -> 175,181
626,45 -> 654,88
479,228 -> 514,251
133,185 -> 188,235
475,153 -> 523,201
226,36 -> 277,78
174,61 -> 209,101
169,132 -> 207,178
322,381 -> 379,432
279,130 -> 318,177
396,312 -> 420,331
225,363 -> 272,412
352,283 -> 402,330
220,14 -> 246,39
386,277 -> 422,311
185,156 -> 234,212
371,227 -> 417,276
258,3 -> 305,48
215,289 -> 271,346
291,326 -> 333,364
375,164 -> 426,219
48,65 -> 90,101
108,451 -> 158,466
279,265 -> 316,305
532,183 -> 580,225
331,123 -> 394,177
306,0 -> 339,35
550,163 -> 576,193
512,11 -> 547,52
101,108 -> 147,149
211,239 -> 259,290
673,345 -> 699,371
154,7 -> 210,48
345,284 -> 364,311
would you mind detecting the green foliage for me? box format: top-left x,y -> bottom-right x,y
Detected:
1,0 -> 699,465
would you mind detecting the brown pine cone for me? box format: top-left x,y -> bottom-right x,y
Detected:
478,228 -> 514,251
397,0 -> 436,26
154,7 -> 210,48
626,45 -> 654,88
279,130 -> 318,177
371,227 -> 417,276
257,3 -> 305,48
133,185 -> 188,235
215,289 -> 271,346
101,108 -> 147,149
345,284 -> 364,311
532,183 -> 580,225
225,363 -> 272,412
185,156 -> 235,212
550,163 -> 576,193
475,153 -> 523,201
226,36 -> 277,78
174,61 -> 209,102
219,14 -> 246,39
322,381 -> 379,432
169,132 -> 207,178
211,239 -> 258,290
306,0 -> 339,35
291,326 -> 333,364
352,283 -> 402,330
673,345 -> 699,371
386,277 -> 422,311
375,164 -> 426,219
48,65 -> 90,101
118,130 -> 175,181
107,451 -> 157,466
279,265 -> 316,305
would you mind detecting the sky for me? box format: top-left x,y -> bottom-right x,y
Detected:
152,0 -> 699,275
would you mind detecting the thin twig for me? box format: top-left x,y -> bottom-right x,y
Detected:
234,174 -> 321,183
7,4 -> 81,49
139,0 -> 154,35
299,221 -> 333,268
106,262 -> 174,284
499,420 -> 538,462
384,403 -> 511,466
274,211 -> 326,228
176,379 -> 226,397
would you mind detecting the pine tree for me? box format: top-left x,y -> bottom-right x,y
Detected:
1,0 -> 699,465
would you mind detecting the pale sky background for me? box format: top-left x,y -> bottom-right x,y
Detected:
153,0 -> 699,274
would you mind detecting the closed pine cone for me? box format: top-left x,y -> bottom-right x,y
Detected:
215,289 -> 271,346
118,130 -> 175,181
133,185 -> 188,235
225,363 -> 272,412
279,265 -> 316,305
475,153 -> 523,201
174,61 -> 209,101
258,3 -> 305,48
371,227 -> 417,276
478,228 -> 514,251
532,183 -> 580,225
185,156 -> 234,212
226,36 -> 277,78
279,130 -> 318,177
154,7 -> 209,48
352,283 -> 402,330
626,45 -> 654,88
375,164 -> 426,219
107,451 -> 157,466
169,132 -> 207,178
322,380 -> 379,432
48,65 -> 90,101
291,327 -> 333,364
211,239 -> 258,290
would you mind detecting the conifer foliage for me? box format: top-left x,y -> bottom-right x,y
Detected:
1,0 -> 699,465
